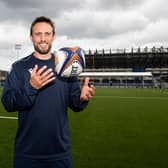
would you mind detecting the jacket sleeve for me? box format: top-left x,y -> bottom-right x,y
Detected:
68,77 -> 88,112
1,63 -> 38,112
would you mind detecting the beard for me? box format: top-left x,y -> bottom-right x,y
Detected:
33,42 -> 52,55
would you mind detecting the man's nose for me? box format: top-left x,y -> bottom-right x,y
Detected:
40,34 -> 46,41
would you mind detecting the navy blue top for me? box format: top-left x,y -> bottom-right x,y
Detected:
1,53 -> 88,159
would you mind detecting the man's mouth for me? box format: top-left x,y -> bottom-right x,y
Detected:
39,43 -> 48,48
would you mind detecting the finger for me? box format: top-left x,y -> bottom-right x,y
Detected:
40,68 -> 53,78
41,76 -> 56,87
84,77 -> 90,86
85,94 -> 92,101
80,91 -> 92,101
87,84 -> 95,96
31,64 -> 38,75
80,89 -> 86,100
37,65 -> 47,75
41,71 -> 55,83
89,87 -> 95,97
80,95 -> 88,101
89,84 -> 95,89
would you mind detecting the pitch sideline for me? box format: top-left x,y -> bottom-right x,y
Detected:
94,95 -> 168,100
0,116 -> 18,120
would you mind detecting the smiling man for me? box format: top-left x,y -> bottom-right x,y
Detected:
30,19 -> 55,56
1,16 -> 95,168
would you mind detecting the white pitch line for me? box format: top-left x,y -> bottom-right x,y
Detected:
94,96 -> 168,100
0,116 -> 18,120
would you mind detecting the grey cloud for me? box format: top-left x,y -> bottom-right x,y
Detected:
57,21 -> 146,39
3,0 -> 38,8
141,0 -> 168,22
0,0 -> 84,24
0,0 -> 167,51
2,0 -> 83,11
56,9 -> 148,39
95,0 -> 145,10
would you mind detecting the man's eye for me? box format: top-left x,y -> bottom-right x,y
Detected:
35,32 -> 41,36
34,32 -> 52,36
45,32 -> 52,36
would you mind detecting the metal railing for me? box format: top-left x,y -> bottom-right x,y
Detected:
84,46 -> 168,55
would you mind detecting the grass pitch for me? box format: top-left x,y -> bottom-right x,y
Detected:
1,87 -> 168,168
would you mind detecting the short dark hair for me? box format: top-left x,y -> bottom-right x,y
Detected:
30,16 -> 55,35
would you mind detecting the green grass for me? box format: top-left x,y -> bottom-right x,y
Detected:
69,88 -> 168,168
0,87 -> 17,168
1,88 -> 168,167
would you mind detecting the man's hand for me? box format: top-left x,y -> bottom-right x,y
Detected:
30,64 -> 56,89
80,77 -> 95,101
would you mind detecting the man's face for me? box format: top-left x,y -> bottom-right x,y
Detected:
31,22 -> 55,55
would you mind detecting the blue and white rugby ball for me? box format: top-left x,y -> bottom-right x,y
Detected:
55,47 -> 85,77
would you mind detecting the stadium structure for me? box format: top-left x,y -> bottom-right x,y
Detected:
81,46 -> 168,88
0,70 -> 8,86
0,46 -> 168,88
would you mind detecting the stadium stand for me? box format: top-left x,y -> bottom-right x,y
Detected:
0,70 -> 8,86
82,46 -> 168,88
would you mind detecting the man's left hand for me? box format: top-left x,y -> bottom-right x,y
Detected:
80,77 -> 95,101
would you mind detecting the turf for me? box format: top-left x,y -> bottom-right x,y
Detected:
1,88 -> 168,168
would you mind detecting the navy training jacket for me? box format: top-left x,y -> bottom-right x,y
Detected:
1,53 -> 88,159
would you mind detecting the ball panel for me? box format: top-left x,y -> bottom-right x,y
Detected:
76,48 -> 85,68
54,50 -> 67,75
61,53 -> 81,73
55,46 -> 85,77
61,62 -> 83,77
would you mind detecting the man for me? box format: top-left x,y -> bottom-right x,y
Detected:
1,16 -> 95,168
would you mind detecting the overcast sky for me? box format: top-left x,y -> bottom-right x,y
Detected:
0,0 -> 168,70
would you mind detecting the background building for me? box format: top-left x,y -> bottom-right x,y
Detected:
0,70 -> 8,86
83,46 -> 168,88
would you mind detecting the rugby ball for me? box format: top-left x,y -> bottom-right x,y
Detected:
55,47 -> 85,77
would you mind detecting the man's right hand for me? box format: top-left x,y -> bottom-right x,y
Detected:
30,64 -> 56,89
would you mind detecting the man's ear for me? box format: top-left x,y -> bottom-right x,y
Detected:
53,34 -> 56,41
